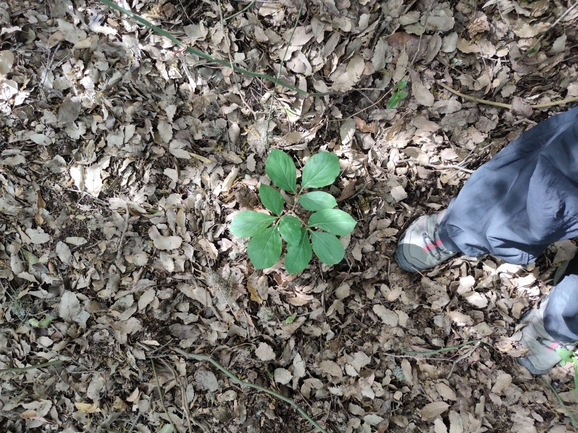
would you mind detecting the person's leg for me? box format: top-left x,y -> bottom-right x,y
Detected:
517,264 -> 578,375
438,106 -> 578,264
396,106 -> 578,272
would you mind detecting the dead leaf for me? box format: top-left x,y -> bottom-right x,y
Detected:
255,342 -> 276,362
74,402 -> 101,414
421,401 -> 449,420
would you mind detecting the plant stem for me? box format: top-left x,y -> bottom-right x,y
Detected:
173,348 -> 330,433
97,0 -> 331,97
0,359 -> 63,375
400,339 -> 482,355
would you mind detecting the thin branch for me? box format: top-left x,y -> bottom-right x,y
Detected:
437,82 -> 511,109
265,0 -> 305,146
400,339 -> 482,355
523,0 -> 578,59
97,0 -> 331,97
438,81 -> 578,109
173,348 -> 330,433
151,359 -> 177,432
539,378 -> 578,429
0,359 -> 63,375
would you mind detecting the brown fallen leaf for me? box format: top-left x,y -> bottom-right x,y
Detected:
421,401 -> 449,420
387,32 -> 430,62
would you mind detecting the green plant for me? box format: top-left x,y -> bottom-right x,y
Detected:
230,150 -> 356,274
387,79 -> 408,109
557,347 -> 578,390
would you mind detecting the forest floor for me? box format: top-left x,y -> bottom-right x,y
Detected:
1,0 -> 578,432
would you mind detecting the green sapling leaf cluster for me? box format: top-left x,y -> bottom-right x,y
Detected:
230,149 -> 357,274
556,347 -> 578,391
387,79 -> 408,109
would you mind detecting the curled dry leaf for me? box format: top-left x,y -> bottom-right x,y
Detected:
255,342 -> 276,362
421,401 -> 450,420
149,226 -> 182,250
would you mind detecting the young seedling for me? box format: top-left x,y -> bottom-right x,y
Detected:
230,150 -> 356,274
387,79 -> 408,109
556,347 -> 578,391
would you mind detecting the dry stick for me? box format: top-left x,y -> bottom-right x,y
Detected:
173,348 -> 330,433
0,359 -> 63,375
151,359 -> 177,432
224,0 -> 256,21
538,378 -> 578,429
446,342 -> 480,379
265,0 -> 305,146
400,339 -> 482,355
160,358 -> 207,433
97,0 -> 329,97
523,0 -> 578,60
217,0 -> 255,118
438,81 -> 578,109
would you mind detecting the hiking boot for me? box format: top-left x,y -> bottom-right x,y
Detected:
395,210 -> 457,272
516,298 -> 577,375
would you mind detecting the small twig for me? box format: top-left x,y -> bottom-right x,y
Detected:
523,1 -> 578,60
151,359 -> 177,432
438,81 -> 578,109
65,188 -> 108,206
173,348 -> 330,433
539,378 -> 578,429
116,205 -> 129,264
225,0 -> 256,21
392,158 -> 474,174
159,358 -> 211,433
382,353 -> 461,362
447,342 -> 480,379
98,0 -> 331,97
400,339 -> 482,355
265,0 -> 305,146
217,0 -> 255,117
417,161 -> 474,174
126,412 -> 141,433
438,82 -> 511,109
160,359 -> 194,433
0,359 -> 63,375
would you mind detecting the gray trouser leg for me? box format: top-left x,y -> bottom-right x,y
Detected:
544,275 -> 578,341
438,106 -> 578,265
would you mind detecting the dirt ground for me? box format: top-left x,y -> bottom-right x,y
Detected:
1,0 -> 578,432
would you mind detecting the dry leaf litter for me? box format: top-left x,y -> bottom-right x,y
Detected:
1,0 -> 578,432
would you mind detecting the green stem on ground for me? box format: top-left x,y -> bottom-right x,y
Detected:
400,339 -> 482,355
0,359 -> 63,375
539,378 -> 578,429
151,359 -> 177,432
265,0 -> 305,146
224,0 -> 256,21
97,0 -> 330,97
173,348 -> 330,433
437,81 -> 578,109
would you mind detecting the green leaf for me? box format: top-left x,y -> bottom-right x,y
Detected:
387,80 -> 409,109
259,184 -> 284,215
285,228 -> 312,273
301,152 -> 340,189
279,215 -> 303,245
308,209 -> 356,236
299,191 -> 337,211
247,226 -> 282,269
266,149 -> 297,193
557,347 -> 575,365
230,211 -> 276,237
310,231 -> 344,265
285,312 -> 298,324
